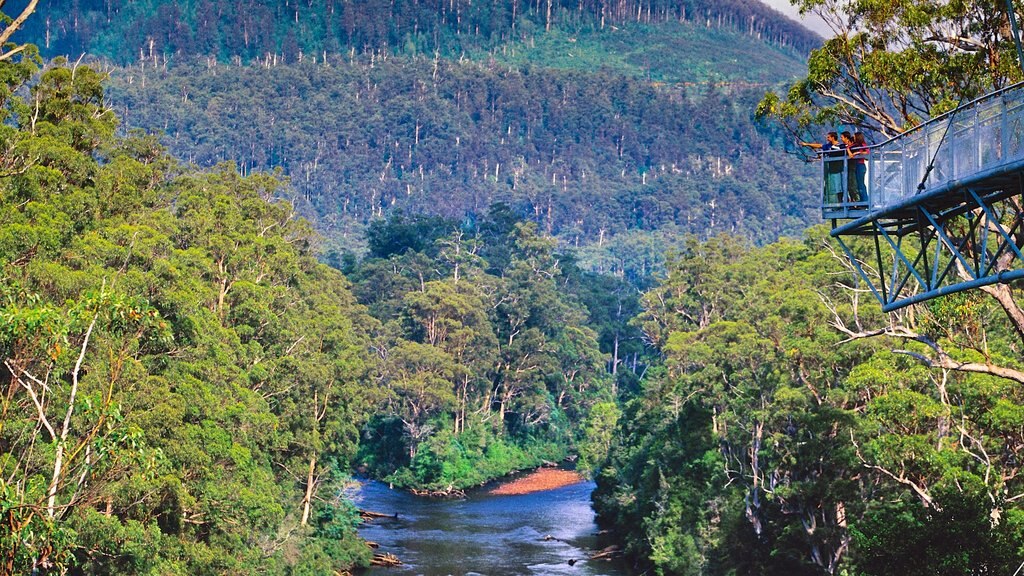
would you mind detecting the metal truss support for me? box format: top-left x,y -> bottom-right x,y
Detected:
831,185 -> 1024,312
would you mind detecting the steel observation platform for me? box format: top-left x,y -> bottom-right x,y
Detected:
824,81 -> 1024,312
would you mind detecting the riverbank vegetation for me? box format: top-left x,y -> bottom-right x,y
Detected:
0,40 -> 634,576
348,210 -> 624,490
594,232 -> 1024,574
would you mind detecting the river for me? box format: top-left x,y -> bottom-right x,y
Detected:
352,479 -> 629,576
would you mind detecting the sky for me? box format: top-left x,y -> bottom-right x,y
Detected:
760,0 -> 833,37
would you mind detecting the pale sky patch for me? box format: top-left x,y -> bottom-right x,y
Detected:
759,0 -> 833,38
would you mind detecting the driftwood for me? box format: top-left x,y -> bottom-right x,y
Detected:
409,487 -> 467,499
365,540 -> 380,549
590,545 -> 622,561
359,509 -> 398,520
370,552 -> 402,567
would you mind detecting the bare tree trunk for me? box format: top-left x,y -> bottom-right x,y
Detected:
611,334 -> 619,375
49,312 -> 98,517
980,282 -> 1024,344
300,453 -> 316,525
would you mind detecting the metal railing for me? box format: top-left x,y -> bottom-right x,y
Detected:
821,81 -> 1024,219
820,149 -> 868,218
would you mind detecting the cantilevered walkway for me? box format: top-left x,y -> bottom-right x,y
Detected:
825,82 -> 1024,311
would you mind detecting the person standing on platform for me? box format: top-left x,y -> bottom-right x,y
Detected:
848,131 -> 869,205
801,132 -> 845,205
838,131 -> 865,203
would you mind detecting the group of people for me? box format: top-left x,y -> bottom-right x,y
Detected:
801,131 -> 869,206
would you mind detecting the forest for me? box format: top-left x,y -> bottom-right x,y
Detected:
100,58 -> 817,261
17,0 -> 822,267
5,0 -> 1024,574
0,51 -> 639,572
23,0 -> 820,65
594,232 -> 1024,574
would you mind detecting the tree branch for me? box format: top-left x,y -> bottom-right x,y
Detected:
0,0 -> 38,50
831,322 -> 1024,385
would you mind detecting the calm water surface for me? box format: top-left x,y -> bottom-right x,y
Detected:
353,479 -> 628,576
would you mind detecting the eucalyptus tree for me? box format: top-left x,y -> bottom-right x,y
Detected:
759,0 -> 1024,137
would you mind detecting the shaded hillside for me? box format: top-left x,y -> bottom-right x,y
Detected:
104,56 -> 818,256
19,0 -> 821,265
23,0 -> 819,65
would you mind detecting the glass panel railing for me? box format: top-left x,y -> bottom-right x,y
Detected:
823,81 -> 1024,219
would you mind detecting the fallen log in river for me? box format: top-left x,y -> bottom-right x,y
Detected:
359,509 -> 398,520
370,552 -> 402,567
590,545 -> 622,561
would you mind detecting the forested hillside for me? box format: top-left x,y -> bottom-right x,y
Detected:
24,0 -> 819,64
103,58 -> 816,259
13,0 -> 821,267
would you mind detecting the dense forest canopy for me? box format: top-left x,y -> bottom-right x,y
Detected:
595,232 -> 1024,575
9,0 -> 823,269
21,0 -> 820,64
100,57 -> 817,261
0,54 -> 380,571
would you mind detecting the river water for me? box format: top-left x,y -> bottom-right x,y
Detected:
352,479 -> 628,576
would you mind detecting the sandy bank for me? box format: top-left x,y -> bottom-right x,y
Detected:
488,468 -> 585,495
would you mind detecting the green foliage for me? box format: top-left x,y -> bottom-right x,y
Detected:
97,58 -> 817,259
576,401 -> 620,475
23,0 -> 819,66
394,422 -> 566,489
350,210 -> 620,490
850,486 -> 1023,576
0,55 -> 376,573
597,232 -> 1024,574
759,0 -> 1023,138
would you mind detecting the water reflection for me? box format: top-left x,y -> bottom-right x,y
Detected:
352,479 -> 626,576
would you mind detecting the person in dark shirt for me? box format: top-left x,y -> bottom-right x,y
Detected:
801,132 -> 845,205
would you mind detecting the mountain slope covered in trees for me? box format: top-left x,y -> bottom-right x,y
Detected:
24,0 -> 819,65
16,0 -> 821,266
103,57 -> 816,257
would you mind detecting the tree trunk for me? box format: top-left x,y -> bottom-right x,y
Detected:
611,333 -> 619,375
979,282 -> 1024,345
300,453 -> 316,525
49,312 -> 98,517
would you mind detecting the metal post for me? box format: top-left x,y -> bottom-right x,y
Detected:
1007,0 -> 1024,75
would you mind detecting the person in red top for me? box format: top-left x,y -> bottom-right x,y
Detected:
846,131 -> 869,204
839,131 -> 860,203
